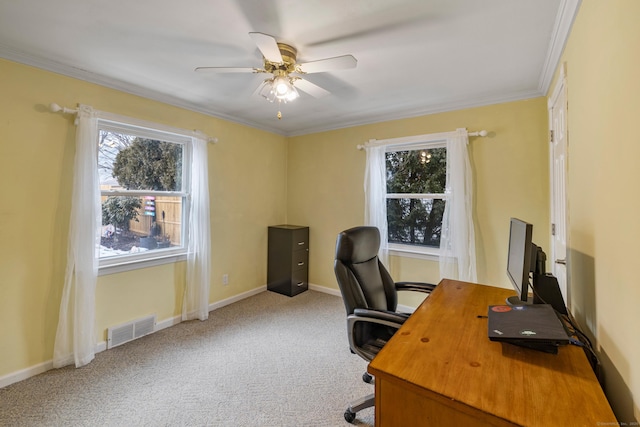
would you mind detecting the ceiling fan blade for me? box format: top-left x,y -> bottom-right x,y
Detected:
195,67 -> 257,73
294,78 -> 331,98
249,32 -> 283,63
298,55 -> 357,74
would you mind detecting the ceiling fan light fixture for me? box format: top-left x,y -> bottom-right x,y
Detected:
273,75 -> 299,102
274,76 -> 290,96
258,78 -> 278,102
259,74 -> 299,104
284,85 -> 299,101
196,32 -> 357,111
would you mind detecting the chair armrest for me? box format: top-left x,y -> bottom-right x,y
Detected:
353,307 -> 409,324
395,281 -> 437,294
347,309 -> 407,361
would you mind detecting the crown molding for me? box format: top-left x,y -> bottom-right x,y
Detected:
0,44 -> 287,136
285,88 -> 544,137
2,0 -> 575,142
537,0 -> 581,95
0,45 -> 547,138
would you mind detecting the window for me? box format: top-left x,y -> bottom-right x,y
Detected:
97,119 -> 191,272
385,141 -> 447,257
365,128 -> 476,280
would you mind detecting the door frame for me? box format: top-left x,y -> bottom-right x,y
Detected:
547,63 -> 569,306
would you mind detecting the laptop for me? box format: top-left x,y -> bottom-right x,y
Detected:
487,303 -> 570,354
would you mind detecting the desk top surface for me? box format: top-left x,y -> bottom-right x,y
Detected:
368,279 -> 616,426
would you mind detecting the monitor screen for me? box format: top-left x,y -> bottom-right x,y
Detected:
506,218 -> 533,303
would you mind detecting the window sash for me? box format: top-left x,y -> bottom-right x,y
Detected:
385,140 -> 446,152
98,120 -> 192,145
98,192 -> 188,254
101,189 -> 188,197
96,117 -> 192,272
386,193 -> 446,199
98,116 -> 191,192
385,141 -> 447,255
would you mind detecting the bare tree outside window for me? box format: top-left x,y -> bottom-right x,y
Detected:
98,129 -> 184,258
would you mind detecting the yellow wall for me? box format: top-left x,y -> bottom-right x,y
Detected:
287,98 -> 550,307
4,6 -> 638,419
0,58 -> 288,378
553,1 -> 640,422
0,56 -> 551,380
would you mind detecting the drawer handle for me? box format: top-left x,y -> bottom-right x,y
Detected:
297,262 -> 304,266
297,241 -> 305,246
296,282 -> 305,287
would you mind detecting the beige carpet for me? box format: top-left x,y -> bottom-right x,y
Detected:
0,290 -> 375,426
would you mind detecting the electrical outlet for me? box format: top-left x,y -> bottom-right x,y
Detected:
222,274 -> 229,286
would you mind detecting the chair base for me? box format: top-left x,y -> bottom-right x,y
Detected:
344,393 -> 374,423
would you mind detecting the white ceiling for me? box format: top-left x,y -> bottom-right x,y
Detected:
0,0 -> 578,136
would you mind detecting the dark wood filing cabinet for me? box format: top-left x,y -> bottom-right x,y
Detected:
267,225 -> 309,297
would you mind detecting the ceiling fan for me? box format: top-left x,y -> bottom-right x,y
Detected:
195,32 -> 357,118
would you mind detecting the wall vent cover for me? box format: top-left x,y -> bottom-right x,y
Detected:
107,314 -> 156,349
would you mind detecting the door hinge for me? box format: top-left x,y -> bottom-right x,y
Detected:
551,223 -> 556,236
550,130 -> 554,143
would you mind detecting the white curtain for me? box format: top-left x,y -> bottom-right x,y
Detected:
363,143 -> 389,266
53,105 -> 100,368
439,128 -> 477,282
182,137 -> 212,321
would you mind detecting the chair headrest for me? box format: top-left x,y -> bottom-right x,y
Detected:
335,226 -> 381,264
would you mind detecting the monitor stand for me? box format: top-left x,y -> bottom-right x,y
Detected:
532,274 -> 568,315
506,295 -> 533,306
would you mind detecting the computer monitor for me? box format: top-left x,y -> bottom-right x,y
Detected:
506,218 -> 534,304
505,218 -> 568,314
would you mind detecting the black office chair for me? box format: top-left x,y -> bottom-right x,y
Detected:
334,226 -> 436,423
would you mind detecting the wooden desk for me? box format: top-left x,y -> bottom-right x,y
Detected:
367,279 -> 617,426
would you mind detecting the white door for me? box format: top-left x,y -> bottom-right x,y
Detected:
548,68 -> 568,305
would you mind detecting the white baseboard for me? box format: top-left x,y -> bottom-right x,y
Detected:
96,285 -> 268,352
309,282 -> 416,313
1,283 -> 403,389
209,285 -> 267,311
96,341 -> 107,353
308,282 -> 341,297
0,360 -> 53,389
1,284 -> 268,390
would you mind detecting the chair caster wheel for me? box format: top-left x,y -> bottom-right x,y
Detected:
344,409 -> 356,423
363,372 -> 373,383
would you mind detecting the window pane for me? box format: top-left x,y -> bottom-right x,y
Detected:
98,130 -> 183,191
100,195 -> 183,258
385,148 -> 446,193
387,198 -> 445,247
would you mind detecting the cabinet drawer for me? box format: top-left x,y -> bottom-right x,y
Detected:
292,250 -> 308,272
291,269 -> 308,295
291,228 -> 308,251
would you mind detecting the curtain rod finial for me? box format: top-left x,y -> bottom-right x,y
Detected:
468,130 -> 489,137
50,103 -> 78,115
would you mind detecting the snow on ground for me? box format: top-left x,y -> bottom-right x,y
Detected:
99,245 -> 148,257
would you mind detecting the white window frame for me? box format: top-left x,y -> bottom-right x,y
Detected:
96,115 -> 192,275
385,139 -> 447,261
